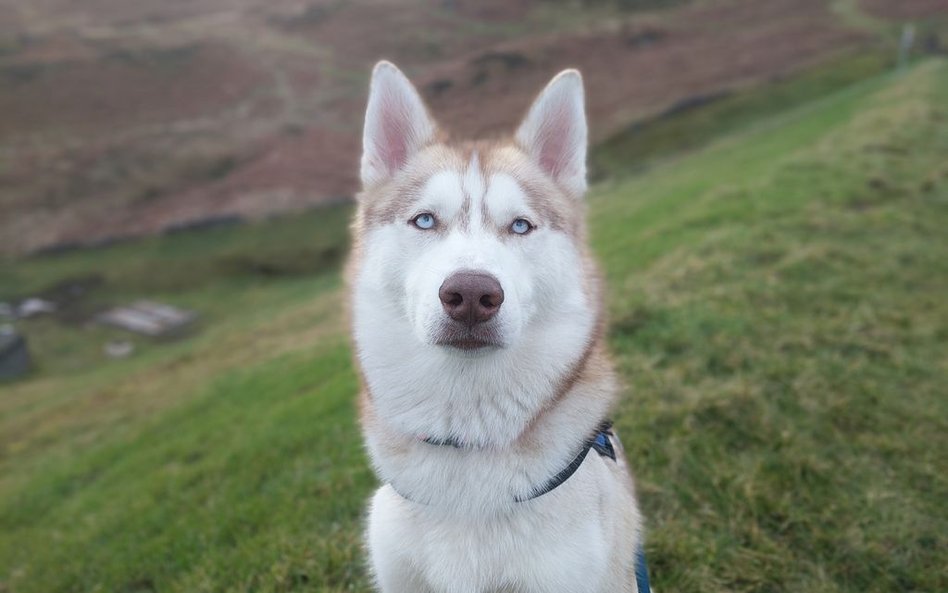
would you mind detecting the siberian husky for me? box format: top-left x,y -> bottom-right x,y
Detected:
348,61 -> 645,593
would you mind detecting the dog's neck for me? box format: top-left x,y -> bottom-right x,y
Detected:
358,337 -> 617,511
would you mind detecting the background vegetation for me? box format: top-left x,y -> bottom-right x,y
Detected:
1,50 -> 946,592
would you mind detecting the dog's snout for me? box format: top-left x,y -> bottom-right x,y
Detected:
439,271 -> 504,327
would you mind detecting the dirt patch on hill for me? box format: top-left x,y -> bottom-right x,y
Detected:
0,43 -> 267,138
0,0 -> 889,255
421,0 -> 868,142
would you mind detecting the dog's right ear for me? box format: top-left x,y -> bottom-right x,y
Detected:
360,61 -> 437,189
515,70 -> 587,198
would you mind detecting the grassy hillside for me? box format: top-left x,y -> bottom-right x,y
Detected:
1,59 -> 947,592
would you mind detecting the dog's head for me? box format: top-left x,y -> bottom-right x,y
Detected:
353,60 -> 597,349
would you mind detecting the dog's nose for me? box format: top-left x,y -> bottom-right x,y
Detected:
439,271 -> 504,327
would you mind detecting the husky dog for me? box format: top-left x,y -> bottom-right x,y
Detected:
348,61 -> 645,593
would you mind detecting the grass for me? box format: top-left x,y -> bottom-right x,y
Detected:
0,202 -> 353,297
599,61 -> 948,591
590,50 -> 894,178
1,58 -> 947,592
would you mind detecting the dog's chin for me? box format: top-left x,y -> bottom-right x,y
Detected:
433,323 -> 505,354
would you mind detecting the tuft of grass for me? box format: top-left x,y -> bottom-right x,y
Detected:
1,58 -> 947,592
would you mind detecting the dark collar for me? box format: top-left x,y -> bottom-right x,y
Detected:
407,420 -> 617,503
517,419 -> 616,502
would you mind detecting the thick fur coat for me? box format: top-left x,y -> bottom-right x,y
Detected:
348,61 -> 643,593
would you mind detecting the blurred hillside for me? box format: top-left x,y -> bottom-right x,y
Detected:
1,0 -> 946,255
1,55 -> 946,593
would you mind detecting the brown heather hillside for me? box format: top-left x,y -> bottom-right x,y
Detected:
1,0 -> 942,255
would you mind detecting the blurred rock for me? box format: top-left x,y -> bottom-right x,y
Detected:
17,298 -> 57,318
97,301 -> 197,338
0,325 -> 32,381
104,340 -> 135,359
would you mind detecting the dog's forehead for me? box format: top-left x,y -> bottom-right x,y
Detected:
417,152 -> 531,221
417,170 -> 465,218
482,173 -> 529,220
415,153 -> 485,214
480,144 -> 575,232
360,142 -> 577,232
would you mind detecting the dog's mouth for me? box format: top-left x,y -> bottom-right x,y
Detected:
434,323 -> 503,351
437,337 -> 500,351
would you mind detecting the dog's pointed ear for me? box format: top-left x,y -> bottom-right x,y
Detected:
361,61 -> 437,188
515,70 -> 588,197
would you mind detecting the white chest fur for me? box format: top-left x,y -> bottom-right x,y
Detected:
366,450 -> 640,593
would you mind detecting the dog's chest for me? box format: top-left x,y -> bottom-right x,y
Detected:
370,479 -> 617,593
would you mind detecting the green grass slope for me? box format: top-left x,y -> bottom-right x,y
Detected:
1,60 -> 946,592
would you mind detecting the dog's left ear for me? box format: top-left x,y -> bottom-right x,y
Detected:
361,61 -> 438,189
515,70 -> 588,197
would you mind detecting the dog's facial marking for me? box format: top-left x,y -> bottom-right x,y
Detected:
413,170 -> 465,234
482,145 -> 577,236
481,172 -> 536,240
460,152 -> 485,231
359,143 -> 580,238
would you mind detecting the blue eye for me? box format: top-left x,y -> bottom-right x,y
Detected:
510,218 -> 533,235
412,213 -> 436,230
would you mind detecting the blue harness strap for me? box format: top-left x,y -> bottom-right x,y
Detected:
635,545 -> 651,593
525,421 -> 652,592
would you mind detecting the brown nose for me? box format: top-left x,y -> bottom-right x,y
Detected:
439,271 -> 504,327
